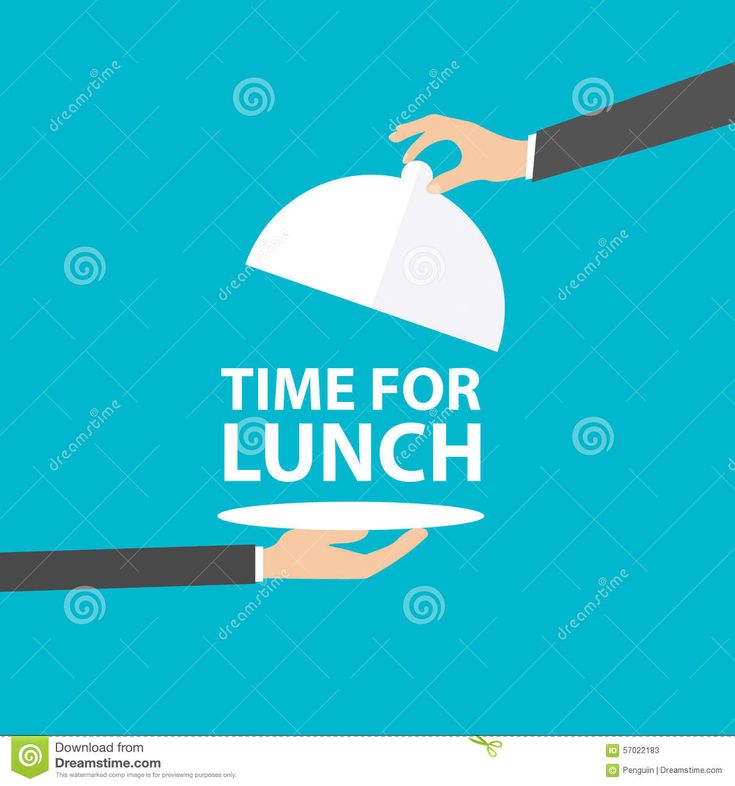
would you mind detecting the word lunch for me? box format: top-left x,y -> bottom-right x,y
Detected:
222,367 -> 482,483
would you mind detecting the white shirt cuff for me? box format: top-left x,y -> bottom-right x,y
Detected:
525,133 -> 536,180
254,546 -> 264,582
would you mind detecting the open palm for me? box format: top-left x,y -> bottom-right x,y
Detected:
263,529 -> 427,579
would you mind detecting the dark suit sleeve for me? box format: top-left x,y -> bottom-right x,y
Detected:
532,63 -> 735,180
0,545 -> 257,592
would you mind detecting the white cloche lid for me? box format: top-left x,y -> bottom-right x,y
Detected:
246,161 -> 505,351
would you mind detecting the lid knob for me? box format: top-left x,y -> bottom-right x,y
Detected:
401,160 -> 434,190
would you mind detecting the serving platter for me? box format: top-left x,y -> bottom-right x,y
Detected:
218,501 -> 484,530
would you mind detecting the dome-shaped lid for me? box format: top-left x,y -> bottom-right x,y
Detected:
246,161 -> 505,351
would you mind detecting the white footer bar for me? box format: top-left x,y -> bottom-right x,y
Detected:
2,736 -> 733,784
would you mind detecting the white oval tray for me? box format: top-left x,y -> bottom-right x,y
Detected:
218,501 -> 484,530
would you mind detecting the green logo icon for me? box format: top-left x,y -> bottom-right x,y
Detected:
606,743 -> 620,757
11,737 -> 49,779
606,763 -> 620,778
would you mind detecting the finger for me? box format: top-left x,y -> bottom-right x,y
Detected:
388,115 -> 441,142
427,165 -> 471,194
401,132 -> 440,164
359,529 -> 428,576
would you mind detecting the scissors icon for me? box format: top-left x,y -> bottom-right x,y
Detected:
468,736 -> 503,757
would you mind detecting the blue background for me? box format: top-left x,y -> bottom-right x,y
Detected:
1,0 -> 733,735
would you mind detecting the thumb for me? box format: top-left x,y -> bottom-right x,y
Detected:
427,165 -> 470,194
361,528 -> 428,576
